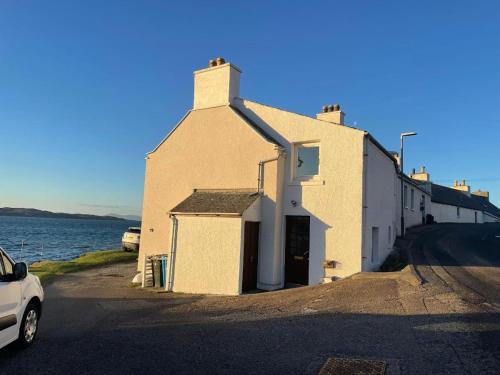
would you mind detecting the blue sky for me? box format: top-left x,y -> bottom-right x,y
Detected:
1,0 -> 499,216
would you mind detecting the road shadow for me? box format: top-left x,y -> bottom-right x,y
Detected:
1,297 -> 499,375
405,223 -> 500,267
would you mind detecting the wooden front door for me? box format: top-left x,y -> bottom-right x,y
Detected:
242,221 -> 260,292
285,216 -> 310,285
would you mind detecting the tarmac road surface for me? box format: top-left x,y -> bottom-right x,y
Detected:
1,223 -> 499,374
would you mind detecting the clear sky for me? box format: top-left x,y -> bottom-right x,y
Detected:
1,0 -> 500,216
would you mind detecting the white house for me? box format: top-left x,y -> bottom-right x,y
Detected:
137,58 -> 498,295
410,167 -> 500,223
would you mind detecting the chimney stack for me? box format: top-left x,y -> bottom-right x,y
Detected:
472,189 -> 489,201
316,103 -> 345,125
410,166 -> 430,182
452,179 -> 471,194
193,57 -> 241,110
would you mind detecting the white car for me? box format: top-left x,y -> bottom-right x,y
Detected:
122,227 -> 141,252
0,247 -> 44,349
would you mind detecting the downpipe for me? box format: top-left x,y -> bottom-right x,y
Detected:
167,214 -> 178,291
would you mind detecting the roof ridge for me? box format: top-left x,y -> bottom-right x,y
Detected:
236,98 -> 364,132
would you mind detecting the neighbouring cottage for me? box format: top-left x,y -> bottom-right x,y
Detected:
138,58 -> 498,295
409,167 -> 500,223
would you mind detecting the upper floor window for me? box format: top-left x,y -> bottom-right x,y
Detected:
457,206 -> 460,217
410,189 -> 415,210
295,143 -> 320,179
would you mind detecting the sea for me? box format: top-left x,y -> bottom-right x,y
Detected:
0,216 -> 140,264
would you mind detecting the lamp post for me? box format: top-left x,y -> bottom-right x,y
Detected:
400,132 -> 417,238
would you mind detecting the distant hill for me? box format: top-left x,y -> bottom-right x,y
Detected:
0,207 -> 126,221
107,213 -> 142,222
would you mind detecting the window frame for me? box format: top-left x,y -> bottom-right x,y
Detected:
0,249 -> 15,280
292,141 -> 321,182
0,251 -> 5,277
404,185 -> 408,209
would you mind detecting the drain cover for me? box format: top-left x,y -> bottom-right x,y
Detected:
318,358 -> 387,375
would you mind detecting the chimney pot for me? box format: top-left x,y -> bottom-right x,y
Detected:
216,57 -> 226,65
209,59 -> 216,67
316,103 -> 345,124
411,168 -> 416,175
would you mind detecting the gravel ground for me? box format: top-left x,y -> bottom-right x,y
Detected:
1,225 -> 499,374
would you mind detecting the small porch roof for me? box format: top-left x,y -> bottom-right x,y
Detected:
170,189 -> 260,216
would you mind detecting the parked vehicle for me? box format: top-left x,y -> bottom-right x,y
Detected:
0,247 -> 44,349
122,227 -> 141,252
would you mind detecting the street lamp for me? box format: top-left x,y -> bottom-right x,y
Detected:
400,132 -> 417,238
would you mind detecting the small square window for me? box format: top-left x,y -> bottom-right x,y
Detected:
296,144 -> 319,178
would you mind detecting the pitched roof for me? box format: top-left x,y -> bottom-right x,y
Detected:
234,99 -> 399,170
229,105 -> 284,147
170,190 -> 260,216
431,183 -> 500,217
471,194 -> 500,218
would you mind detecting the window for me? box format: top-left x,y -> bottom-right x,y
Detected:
410,189 -> 415,210
295,143 -> 320,179
0,251 -> 13,277
404,185 -> 408,208
420,195 -> 425,212
457,206 -> 460,217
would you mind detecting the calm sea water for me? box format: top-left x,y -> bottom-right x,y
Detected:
0,216 -> 140,264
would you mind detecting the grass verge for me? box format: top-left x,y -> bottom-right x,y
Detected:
29,250 -> 137,285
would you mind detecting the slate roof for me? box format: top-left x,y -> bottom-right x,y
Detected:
431,183 -> 500,218
471,194 -> 500,218
170,190 -> 260,215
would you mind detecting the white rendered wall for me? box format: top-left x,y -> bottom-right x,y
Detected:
173,215 -> 243,295
236,99 -> 366,283
394,179 -> 431,236
362,139 -> 398,271
483,212 -> 500,222
431,202 -> 482,223
139,106 -> 281,293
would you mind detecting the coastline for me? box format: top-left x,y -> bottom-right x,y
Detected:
29,249 -> 138,285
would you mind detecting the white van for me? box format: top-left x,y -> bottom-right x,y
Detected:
0,247 -> 44,349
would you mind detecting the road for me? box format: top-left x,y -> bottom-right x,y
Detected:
1,224 -> 499,374
410,223 -> 500,308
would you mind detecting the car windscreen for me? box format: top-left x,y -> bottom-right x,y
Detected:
128,228 -> 141,234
